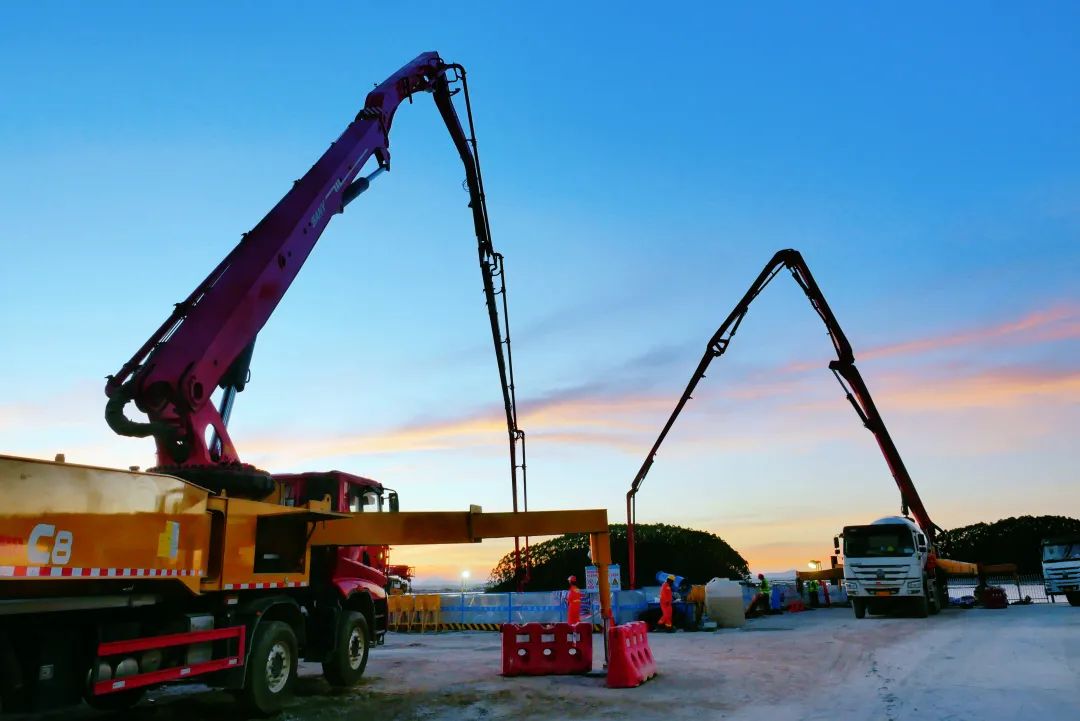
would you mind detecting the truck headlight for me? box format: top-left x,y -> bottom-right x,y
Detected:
907,580 -> 922,590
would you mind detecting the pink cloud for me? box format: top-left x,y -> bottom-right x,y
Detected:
879,366 -> 1080,411
782,303 -> 1080,373
243,390 -> 673,466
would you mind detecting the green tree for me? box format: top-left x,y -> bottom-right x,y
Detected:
488,523 -> 748,591
937,515 -> 1080,573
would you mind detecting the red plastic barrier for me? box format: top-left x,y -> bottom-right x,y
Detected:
500,622 -> 593,676
606,621 -> 657,688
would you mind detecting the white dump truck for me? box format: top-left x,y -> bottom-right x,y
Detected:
1042,536 -> 1080,606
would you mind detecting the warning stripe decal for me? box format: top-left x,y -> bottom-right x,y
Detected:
222,581 -> 308,590
0,566 -> 204,578
399,623 -> 604,632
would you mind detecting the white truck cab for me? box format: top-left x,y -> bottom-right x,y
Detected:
838,516 -> 946,618
1041,537 -> 1080,606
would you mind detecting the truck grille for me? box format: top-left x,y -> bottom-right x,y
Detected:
1045,567 -> 1080,582
847,564 -> 910,582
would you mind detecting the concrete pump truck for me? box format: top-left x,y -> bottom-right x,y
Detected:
623,249 -> 973,617
0,53 -> 614,716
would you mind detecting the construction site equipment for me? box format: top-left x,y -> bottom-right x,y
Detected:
626,249 -> 935,586
388,595 -> 414,631
839,515 -> 953,618
1041,536 -> 1080,605
655,571 -> 690,594
982,586 -> 1009,609
605,622 -> 657,688
0,53 -> 603,715
415,595 -> 443,633
703,579 -> 745,628
624,249 -> 968,618
0,453 -> 613,714
103,51 -> 531,587
500,622 -> 593,676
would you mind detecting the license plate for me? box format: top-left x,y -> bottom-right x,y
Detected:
875,591 -> 890,597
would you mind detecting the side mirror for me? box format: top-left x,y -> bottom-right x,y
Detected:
833,536 -> 840,552
388,492 -> 400,513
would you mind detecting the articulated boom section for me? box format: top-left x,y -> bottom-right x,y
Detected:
626,249 -> 935,588
103,54 -> 527,530
104,53 -> 448,472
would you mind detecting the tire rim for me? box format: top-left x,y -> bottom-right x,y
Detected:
265,641 -> 291,694
347,626 -> 366,670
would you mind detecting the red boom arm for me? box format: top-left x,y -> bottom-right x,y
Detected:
105,53 -> 528,529
625,249 -> 937,588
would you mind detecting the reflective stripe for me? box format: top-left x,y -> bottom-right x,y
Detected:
0,565 -> 201,578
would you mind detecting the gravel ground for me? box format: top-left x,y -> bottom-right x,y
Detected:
27,604 -> 1080,721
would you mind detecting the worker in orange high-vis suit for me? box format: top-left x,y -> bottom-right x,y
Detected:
566,575 -> 582,625
658,575 -> 675,631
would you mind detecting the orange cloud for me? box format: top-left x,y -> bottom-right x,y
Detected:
783,303 -> 1080,373
882,367 -> 1080,411
243,389 -> 672,466
785,366 -> 1080,415
862,304 -> 1080,362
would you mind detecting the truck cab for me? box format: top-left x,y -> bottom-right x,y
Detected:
839,516 -> 946,618
276,471 -> 400,642
1041,536 -> 1080,606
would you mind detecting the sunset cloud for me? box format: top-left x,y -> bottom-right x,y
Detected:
782,303 -> 1080,373
862,304 -> 1080,362
243,386 -> 673,466
879,366 -> 1080,411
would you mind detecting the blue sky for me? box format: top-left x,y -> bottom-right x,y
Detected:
1,3 -> 1078,581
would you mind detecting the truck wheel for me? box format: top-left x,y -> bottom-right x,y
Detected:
936,580 -> 950,612
928,580 -> 941,615
323,611 -> 370,687
1067,592 -> 1080,607
83,665 -> 147,711
852,599 -> 867,619
913,589 -> 930,618
242,621 -> 298,716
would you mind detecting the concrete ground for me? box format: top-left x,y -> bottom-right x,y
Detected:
39,604 -> 1080,721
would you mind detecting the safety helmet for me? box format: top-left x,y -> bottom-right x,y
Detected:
757,573 -> 765,580
568,575 -> 577,584
666,575 -> 675,582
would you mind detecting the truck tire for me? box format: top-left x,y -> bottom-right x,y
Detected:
913,589 -> 930,618
322,611 -> 370,687
928,579 -> 941,615
852,599 -> 867,619
936,580 -> 950,612
242,621 -> 298,716
1067,592 -> 1080,607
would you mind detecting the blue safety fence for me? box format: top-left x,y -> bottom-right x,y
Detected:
434,590 -> 648,626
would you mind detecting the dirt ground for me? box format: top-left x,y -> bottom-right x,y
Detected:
34,604 -> 1080,721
